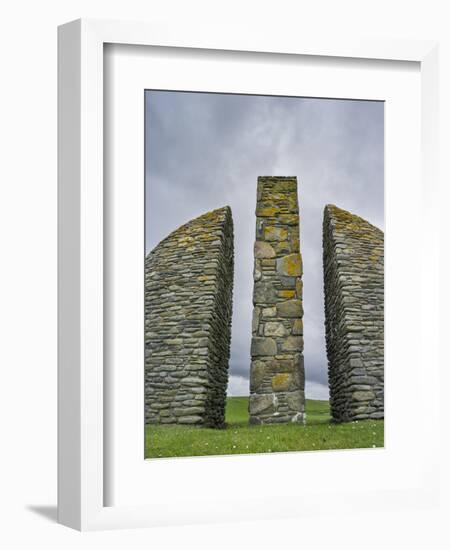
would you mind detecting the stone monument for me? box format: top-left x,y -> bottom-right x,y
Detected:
249,176 -> 305,424
323,204 -> 384,422
145,206 -> 234,428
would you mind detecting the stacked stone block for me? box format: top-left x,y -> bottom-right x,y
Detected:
249,177 -> 305,424
145,206 -> 234,428
323,204 -> 384,422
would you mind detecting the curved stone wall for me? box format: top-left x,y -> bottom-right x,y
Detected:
323,204 -> 384,422
145,206 -> 234,428
249,176 -> 305,424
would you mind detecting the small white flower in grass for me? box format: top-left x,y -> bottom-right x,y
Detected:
232,445 -> 236,449
372,445 -> 376,448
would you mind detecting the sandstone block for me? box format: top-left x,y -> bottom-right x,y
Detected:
262,307 -> 276,318
277,299 -> 303,318
264,321 -> 287,337
254,240 -> 276,259
286,391 -> 304,412
276,253 -> 302,277
251,337 -> 277,356
352,390 -> 376,402
250,361 -> 266,391
253,282 -> 278,304
249,393 -> 277,415
280,336 -> 304,352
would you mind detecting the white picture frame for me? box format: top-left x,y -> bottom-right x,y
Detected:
58,18 -> 439,531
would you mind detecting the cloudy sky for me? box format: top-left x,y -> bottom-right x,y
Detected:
145,91 -> 384,400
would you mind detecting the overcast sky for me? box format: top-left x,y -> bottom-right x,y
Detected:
145,91 -> 384,400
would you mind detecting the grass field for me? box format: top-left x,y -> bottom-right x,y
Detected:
145,397 -> 384,459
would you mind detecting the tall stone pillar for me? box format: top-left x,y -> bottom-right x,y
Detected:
323,204 -> 384,422
249,177 -> 305,424
145,206 -> 234,428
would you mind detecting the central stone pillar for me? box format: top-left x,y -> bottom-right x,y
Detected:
249,176 -> 305,424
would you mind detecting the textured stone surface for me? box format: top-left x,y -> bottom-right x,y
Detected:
254,241 -> 276,259
145,206 -> 234,428
323,204 -> 384,422
249,177 -> 305,424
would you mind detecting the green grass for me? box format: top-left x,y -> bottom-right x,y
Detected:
145,397 -> 384,459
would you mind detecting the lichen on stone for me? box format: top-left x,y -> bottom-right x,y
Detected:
249,177 -> 305,425
145,206 -> 234,428
323,204 -> 384,422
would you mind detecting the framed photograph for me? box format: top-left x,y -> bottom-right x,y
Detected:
58,19 -> 439,530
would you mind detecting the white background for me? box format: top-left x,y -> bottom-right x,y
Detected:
1,1 -> 449,548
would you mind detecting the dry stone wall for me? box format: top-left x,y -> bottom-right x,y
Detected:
323,204 -> 384,422
249,176 -> 305,424
145,206 -> 234,428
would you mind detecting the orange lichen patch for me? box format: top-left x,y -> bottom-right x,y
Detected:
271,180 -> 297,193
279,290 -> 296,299
277,253 -> 302,277
177,236 -> 195,246
197,275 -> 215,282
278,214 -> 299,225
264,226 -> 288,241
150,206 -> 232,252
256,206 -> 278,217
327,204 -> 382,242
271,373 -> 292,391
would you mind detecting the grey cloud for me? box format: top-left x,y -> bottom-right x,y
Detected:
145,91 -> 384,398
